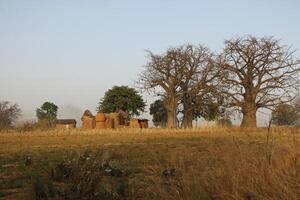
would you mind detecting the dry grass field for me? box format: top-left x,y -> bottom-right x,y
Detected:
0,127 -> 300,200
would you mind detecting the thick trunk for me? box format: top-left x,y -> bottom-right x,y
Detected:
182,94 -> 193,128
182,109 -> 193,128
165,98 -> 177,128
241,104 -> 257,127
167,110 -> 177,128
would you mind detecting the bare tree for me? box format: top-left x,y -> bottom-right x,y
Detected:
139,48 -> 185,128
220,36 -> 300,127
0,101 -> 21,129
139,45 -> 220,128
178,45 -> 220,128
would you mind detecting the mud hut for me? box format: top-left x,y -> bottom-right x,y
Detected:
56,119 -> 76,129
95,112 -> 106,129
81,110 -> 95,129
110,112 -> 120,128
139,119 -> 149,128
129,118 -> 149,128
129,118 -> 141,128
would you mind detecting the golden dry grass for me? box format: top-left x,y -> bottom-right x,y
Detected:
0,127 -> 300,199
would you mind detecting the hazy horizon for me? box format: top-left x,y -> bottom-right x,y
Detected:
1,0 -> 300,126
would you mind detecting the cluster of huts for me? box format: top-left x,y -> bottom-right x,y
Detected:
56,109 -> 148,129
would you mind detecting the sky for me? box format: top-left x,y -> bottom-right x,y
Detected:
0,0 -> 300,126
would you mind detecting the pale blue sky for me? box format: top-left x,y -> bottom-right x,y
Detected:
1,0 -> 299,125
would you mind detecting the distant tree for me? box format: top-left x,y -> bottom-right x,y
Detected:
272,104 -> 299,126
150,99 -> 168,127
194,101 -> 219,122
97,86 -> 146,119
216,117 -> 232,127
36,102 -> 58,126
220,36 -> 300,127
192,99 -> 232,126
0,101 -> 21,129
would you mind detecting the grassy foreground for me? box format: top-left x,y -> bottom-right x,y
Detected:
0,127 -> 300,200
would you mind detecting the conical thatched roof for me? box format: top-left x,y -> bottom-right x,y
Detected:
82,109 -> 94,118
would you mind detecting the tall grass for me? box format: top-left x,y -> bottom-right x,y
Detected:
0,127 -> 299,199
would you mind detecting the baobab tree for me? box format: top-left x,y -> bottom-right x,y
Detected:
220,36 -> 300,127
178,45 -> 220,128
139,45 -> 220,128
139,48 -> 185,128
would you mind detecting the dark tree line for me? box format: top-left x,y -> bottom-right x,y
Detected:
140,36 -> 300,128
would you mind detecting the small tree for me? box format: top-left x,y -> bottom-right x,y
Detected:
192,98 -> 232,126
97,86 -> 146,119
272,104 -> 299,126
150,99 -> 168,127
194,101 -> 219,122
36,102 -> 58,127
0,101 -> 21,129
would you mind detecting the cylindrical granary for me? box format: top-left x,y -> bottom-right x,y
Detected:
95,113 -> 106,129
129,118 -> 140,128
110,112 -> 120,128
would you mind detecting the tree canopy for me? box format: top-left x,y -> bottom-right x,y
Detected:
36,102 -> 58,126
97,86 -> 146,118
149,99 -> 168,127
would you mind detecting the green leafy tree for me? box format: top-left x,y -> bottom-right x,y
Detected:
36,102 -> 58,126
194,102 -> 219,122
150,99 -> 168,127
97,86 -> 146,119
192,97 -> 232,126
272,104 -> 299,126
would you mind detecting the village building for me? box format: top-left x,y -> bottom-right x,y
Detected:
81,110 -> 96,129
138,119 -> 149,128
82,109 -> 148,129
129,118 -> 149,128
95,112 -> 106,129
56,119 -> 76,129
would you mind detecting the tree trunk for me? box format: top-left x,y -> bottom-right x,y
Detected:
165,98 -> 177,128
182,109 -> 193,128
182,94 -> 193,128
241,104 -> 257,127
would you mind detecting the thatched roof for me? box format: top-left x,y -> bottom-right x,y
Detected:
82,109 -> 94,117
56,119 -> 77,125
